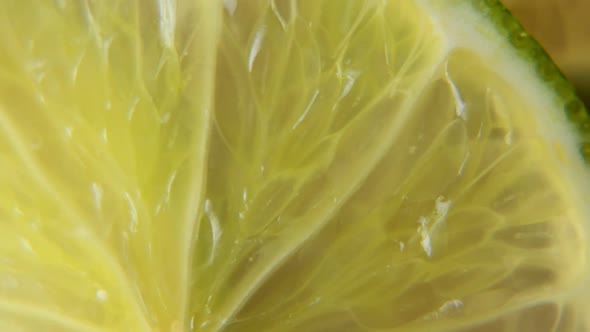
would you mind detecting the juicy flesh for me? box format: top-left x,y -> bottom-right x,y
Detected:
0,0 -> 588,332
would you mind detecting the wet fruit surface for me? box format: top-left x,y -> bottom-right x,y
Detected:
0,1 -> 589,331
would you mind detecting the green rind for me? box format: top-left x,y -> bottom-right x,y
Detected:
471,0 -> 590,162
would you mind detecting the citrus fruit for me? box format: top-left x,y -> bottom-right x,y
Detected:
0,0 -> 589,331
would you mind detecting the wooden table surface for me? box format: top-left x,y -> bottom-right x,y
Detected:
502,0 -> 590,105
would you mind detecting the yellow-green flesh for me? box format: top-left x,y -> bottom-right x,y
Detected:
0,0 -> 589,331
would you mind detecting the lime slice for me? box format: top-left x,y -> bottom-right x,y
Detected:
0,1 -> 219,330
1,0 -> 589,331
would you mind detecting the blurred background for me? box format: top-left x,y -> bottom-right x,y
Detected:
502,0 -> 590,107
